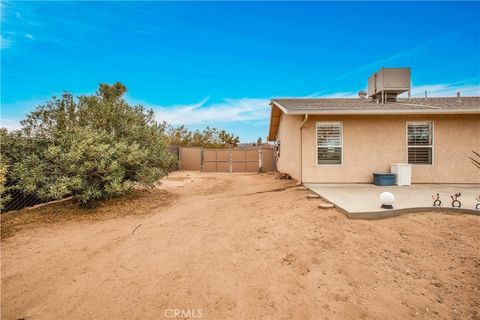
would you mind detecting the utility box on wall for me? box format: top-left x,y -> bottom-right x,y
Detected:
368,67 -> 411,100
391,163 -> 412,186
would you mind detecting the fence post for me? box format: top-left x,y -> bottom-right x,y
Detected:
229,150 -> 232,174
258,149 -> 263,173
177,146 -> 181,171
200,148 -> 204,173
244,150 -> 247,172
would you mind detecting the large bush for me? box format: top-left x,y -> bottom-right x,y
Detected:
0,157 -> 9,210
162,123 -> 240,148
3,83 -> 176,207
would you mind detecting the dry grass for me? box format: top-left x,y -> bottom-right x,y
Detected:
1,189 -> 177,240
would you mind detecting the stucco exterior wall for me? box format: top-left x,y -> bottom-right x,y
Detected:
276,113 -> 302,180
296,114 -> 480,183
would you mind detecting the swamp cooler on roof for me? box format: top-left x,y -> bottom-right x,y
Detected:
368,67 -> 411,102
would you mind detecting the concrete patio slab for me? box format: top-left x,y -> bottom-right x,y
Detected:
304,183 -> 480,219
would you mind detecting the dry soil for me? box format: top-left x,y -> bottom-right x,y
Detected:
1,171 -> 479,320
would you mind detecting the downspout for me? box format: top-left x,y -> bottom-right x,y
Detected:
300,114 -> 309,128
299,114 -> 308,184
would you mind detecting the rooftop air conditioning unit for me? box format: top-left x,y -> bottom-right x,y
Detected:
368,67 -> 411,103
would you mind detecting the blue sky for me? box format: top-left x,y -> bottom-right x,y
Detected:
1,1 -> 479,142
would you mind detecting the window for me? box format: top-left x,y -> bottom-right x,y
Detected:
316,122 -> 342,165
407,122 -> 433,165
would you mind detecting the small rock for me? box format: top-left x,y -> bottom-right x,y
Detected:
319,203 -> 335,209
307,194 -> 320,199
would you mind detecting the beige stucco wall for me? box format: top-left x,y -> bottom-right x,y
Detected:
287,114 -> 479,183
276,113 -> 302,180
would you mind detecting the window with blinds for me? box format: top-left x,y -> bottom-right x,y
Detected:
316,122 -> 342,165
407,122 -> 433,165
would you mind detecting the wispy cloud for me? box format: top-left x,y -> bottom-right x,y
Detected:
0,1 -> 9,23
334,30 -> 458,81
1,34 -> 12,48
1,1 -> 91,49
307,91 -> 359,98
0,119 -> 22,131
134,90 -> 366,127
2,80 -> 478,133
121,80 -> 480,128
409,83 -> 480,97
1,95 -> 59,131
7,2 -> 40,26
312,82 -> 480,99
139,97 -> 271,125
0,96 -> 271,132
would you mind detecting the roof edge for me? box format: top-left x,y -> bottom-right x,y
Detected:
270,100 -> 289,114
284,109 -> 480,115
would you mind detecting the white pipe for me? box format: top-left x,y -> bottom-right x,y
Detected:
300,114 -> 309,128
299,114 -> 309,183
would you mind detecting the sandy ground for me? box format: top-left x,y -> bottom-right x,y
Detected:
1,171 -> 479,320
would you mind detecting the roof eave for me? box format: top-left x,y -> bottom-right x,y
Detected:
283,109 -> 480,115
267,102 -> 284,141
271,100 -> 289,114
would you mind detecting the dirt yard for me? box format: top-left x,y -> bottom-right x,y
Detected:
1,171 -> 479,320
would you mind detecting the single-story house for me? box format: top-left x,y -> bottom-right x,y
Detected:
267,73 -> 480,184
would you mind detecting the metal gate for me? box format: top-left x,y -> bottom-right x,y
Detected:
200,148 -> 275,173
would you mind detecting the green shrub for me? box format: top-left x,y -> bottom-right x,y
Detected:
0,158 -> 10,210
162,123 -> 240,148
4,83 -> 176,207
